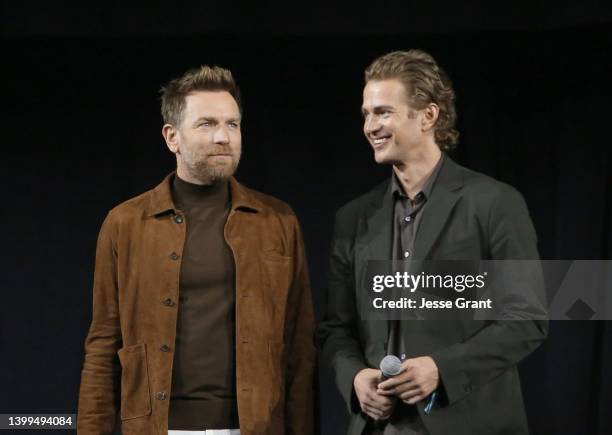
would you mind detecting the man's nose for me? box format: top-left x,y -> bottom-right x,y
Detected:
213,126 -> 230,144
364,116 -> 381,135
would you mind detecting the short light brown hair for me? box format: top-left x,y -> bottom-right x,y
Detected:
160,65 -> 242,127
365,50 -> 459,151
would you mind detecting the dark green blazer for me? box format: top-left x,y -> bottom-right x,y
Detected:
317,156 -> 548,435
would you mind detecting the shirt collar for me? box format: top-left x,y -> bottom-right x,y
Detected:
391,153 -> 445,201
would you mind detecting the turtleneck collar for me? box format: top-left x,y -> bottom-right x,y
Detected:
171,174 -> 230,209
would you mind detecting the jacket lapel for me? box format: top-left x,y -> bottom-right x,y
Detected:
415,156 -> 464,259
353,157 -> 465,357
362,188 -> 393,261
355,181 -> 393,351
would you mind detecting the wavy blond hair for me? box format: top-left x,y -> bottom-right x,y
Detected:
365,50 -> 459,151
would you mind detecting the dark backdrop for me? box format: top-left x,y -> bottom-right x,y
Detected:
2,3 -> 611,434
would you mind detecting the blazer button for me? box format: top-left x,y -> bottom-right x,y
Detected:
162,298 -> 175,307
174,215 -> 183,224
169,252 -> 180,260
155,391 -> 167,400
160,344 -> 170,352
464,385 -> 472,393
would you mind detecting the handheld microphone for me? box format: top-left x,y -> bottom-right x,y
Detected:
379,355 -> 403,380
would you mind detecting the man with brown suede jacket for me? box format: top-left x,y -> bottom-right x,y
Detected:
78,65 -> 315,435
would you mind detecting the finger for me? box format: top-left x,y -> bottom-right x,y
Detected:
364,391 -> 386,407
399,387 -> 423,401
378,369 -> 414,390
401,359 -> 419,370
363,404 -> 384,419
366,405 -> 392,421
369,393 -> 394,409
361,403 -> 375,417
404,394 -> 425,405
376,387 -> 396,396
378,379 -> 419,396
363,395 -> 388,412
378,377 -> 401,390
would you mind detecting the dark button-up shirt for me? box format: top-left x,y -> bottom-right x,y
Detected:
384,154 -> 444,435
390,154 -> 443,263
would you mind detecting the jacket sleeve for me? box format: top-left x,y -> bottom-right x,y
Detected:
430,185 -> 548,405
284,215 -> 316,435
316,209 -> 368,414
77,214 -> 122,434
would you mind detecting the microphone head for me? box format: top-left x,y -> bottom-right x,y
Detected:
380,355 -> 402,378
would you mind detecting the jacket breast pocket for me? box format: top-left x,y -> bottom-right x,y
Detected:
117,343 -> 152,420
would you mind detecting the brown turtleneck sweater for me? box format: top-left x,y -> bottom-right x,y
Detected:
168,174 -> 239,430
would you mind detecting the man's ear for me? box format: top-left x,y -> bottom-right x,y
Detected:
162,124 -> 180,154
421,103 -> 440,132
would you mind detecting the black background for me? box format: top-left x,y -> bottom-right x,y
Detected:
2,2 -> 612,434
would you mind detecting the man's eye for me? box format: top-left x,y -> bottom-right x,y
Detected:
200,122 -> 211,127
228,122 -> 239,129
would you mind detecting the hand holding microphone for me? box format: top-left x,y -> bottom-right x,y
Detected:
353,362 -> 396,421
377,355 -> 440,406
379,354 -> 404,380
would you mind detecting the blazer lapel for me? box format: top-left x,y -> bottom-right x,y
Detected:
415,156 -> 464,259
362,192 -> 393,261
355,181 -> 393,350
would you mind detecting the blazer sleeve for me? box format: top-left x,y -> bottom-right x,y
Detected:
284,215 -> 316,435
77,214 -> 122,435
429,185 -> 548,405
316,208 -> 368,414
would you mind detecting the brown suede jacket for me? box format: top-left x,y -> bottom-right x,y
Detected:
77,174 -> 315,435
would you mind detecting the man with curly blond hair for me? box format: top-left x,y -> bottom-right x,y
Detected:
318,50 -> 547,435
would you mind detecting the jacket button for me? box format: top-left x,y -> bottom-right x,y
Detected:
160,344 -> 170,352
169,252 -> 180,260
155,391 -> 167,400
174,215 -> 183,224
464,385 -> 472,393
162,298 -> 175,307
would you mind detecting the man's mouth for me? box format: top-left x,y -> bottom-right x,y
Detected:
371,135 -> 391,149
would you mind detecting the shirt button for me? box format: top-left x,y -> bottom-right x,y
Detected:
404,251 -> 410,258
160,344 -> 170,352
169,252 -> 180,260
404,216 -> 411,222
174,215 -> 183,224
162,298 -> 175,307
155,391 -> 167,400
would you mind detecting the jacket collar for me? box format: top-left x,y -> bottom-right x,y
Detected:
146,173 -> 262,217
